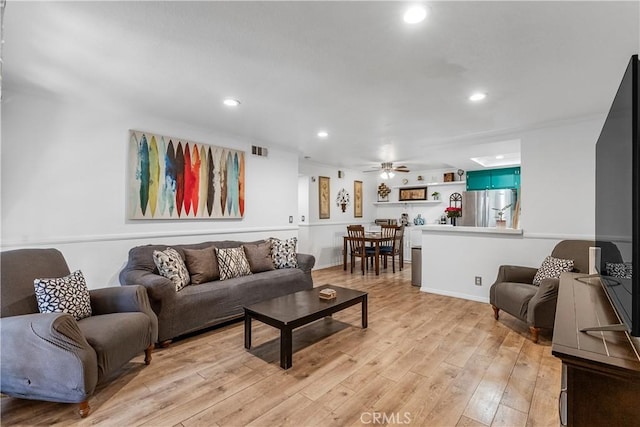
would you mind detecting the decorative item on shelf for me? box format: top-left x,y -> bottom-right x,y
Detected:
444,172 -> 455,182
440,215 -> 447,224
377,183 -> 391,202
446,192 -> 463,226
457,169 -> 465,181
319,288 -> 337,300
413,214 -> 425,225
336,188 -> 350,212
492,204 -> 512,228
399,213 -> 410,227
431,191 -> 440,200
399,186 -> 427,201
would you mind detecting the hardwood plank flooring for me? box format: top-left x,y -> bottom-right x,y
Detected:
1,265 -> 561,426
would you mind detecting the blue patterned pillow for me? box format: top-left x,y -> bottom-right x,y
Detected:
34,270 -> 92,321
268,237 -> 298,269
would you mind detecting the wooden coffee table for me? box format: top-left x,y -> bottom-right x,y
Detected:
243,285 -> 368,369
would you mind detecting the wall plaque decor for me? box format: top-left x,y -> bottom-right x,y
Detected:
354,181 -> 363,218
319,176 -> 330,219
399,186 -> 428,201
128,130 -> 245,219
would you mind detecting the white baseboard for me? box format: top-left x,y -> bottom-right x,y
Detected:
419,286 -> 490,304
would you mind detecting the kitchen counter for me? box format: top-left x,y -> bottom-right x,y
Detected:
419,225 -> 523,236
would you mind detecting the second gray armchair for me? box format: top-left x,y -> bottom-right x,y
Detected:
489,240 -> 610,343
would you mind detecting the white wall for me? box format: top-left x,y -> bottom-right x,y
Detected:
421,117 -> 603,302
2,89 -> 299,287
298,162 -> 376,268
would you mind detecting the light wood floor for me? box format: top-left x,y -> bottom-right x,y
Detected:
1,264 -> 561,426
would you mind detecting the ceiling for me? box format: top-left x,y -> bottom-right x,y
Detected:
3,1 -> 639,172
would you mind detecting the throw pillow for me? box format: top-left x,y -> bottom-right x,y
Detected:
268,237 -> 298,269
243,241 -> 275,273
216,247 -> 253,280
34,270 -> 92,321
153,247 -> 191,291
532,256 -> 574,286
606,262 -> 633,279
183,246 -> 220,284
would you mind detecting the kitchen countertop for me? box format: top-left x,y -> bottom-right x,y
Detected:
417,225 -> 524,235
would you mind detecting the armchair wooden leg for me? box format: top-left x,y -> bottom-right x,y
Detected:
78,400 -> 90,418
144,344 -> 153,365
529,326 -> 540,344
491,305 -> 500,320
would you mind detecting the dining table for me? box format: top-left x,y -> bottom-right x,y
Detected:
342,231 -> 388,275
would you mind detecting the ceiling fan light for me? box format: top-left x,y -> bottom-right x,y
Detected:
388,171 -> 395,179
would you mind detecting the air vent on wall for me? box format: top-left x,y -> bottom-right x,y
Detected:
251,145 -> 268,157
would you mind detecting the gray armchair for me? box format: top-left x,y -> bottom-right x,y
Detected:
1,249 -> 158,417
490,240 -> 607,343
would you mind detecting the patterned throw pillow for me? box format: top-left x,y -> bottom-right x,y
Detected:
532,256 -> 574,286
153,247 -> 191,291
183,246 -> 220,284
268,237 -> 298,269
243,241 -> 275,273
34,270 -> 92,321
216,247 -> 253,280
606,262 -> 633,279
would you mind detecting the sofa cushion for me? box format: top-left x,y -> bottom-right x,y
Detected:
34,270 -> 92,321
532,256 -> 574,286
216,247 -> 252,280
183,246 -> 220,284
243,242 -> 275,273
269,237 -> 298,269
77,312 -> 152,381
153,248 -> 191,291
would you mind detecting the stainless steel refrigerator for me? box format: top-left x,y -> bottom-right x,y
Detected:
460,189 -> 518,228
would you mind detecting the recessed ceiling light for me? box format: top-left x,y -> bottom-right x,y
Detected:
223,98 -> 240,107
317,131 -> 329,138
495,155 -> 505,160
469,92 -> 487,102
403,5 -> 428,24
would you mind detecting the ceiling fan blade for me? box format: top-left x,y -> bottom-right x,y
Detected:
394,169 -> 410,173
362,169 -> 379,173
395,165 -> 409,170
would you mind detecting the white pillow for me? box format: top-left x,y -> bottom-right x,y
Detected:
532,256 -> 574,286
153,247 -> 191,291
268,237 -> 298,269
34,270 -> 92,321
216,247 -> 252,280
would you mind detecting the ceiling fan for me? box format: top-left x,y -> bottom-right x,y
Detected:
363,162 -> 410,179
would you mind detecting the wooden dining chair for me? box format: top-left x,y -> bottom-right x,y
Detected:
346,225 -> 376,275
379,225 -> 404,273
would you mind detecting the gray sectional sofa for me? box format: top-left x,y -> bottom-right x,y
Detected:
119,240 -> 315,344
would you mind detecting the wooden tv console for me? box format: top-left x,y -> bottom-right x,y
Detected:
552,272 -> 640,426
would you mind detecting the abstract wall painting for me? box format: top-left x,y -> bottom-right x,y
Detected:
129,130 -> 245,219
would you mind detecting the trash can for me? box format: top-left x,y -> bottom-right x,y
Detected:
411,246 -> 421,287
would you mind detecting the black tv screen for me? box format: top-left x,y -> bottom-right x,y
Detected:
595,54 -> 639,337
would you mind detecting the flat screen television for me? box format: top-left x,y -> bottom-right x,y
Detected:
595,54 -> 639,337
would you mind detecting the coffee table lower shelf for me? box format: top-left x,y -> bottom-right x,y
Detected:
243,285 -> 368,369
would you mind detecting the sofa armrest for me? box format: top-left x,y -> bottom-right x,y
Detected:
296,253 -> 316,273
0,313 -> 98,403
526,277 -> 560,329
90,285 -> 158,343
119,270 -> 174,304
494,265 -> 538,284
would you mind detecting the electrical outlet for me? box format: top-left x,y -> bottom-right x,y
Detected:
475,276 -> 482,286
